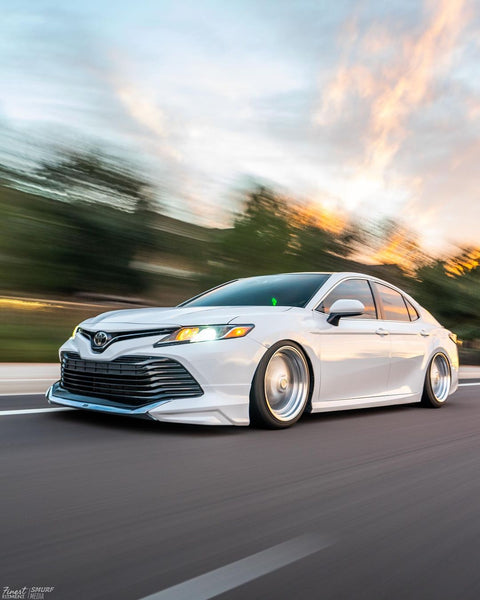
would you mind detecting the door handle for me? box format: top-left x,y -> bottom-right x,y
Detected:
420,330 -> 430,337
376,328 -> 389,336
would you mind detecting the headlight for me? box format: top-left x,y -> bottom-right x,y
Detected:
70,325 -> 80,339
156,324 -> 254,345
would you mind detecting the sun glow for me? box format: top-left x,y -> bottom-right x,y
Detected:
445,249 -> 480,278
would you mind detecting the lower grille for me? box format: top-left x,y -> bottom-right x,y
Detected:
60,353 -> 203,407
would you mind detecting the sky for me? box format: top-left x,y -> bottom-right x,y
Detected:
1,0 -> 479,253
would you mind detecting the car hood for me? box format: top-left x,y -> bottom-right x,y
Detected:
82,305 -> 294,330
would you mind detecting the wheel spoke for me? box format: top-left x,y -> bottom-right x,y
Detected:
264,346 -> 309,421
430,354 -> 450,402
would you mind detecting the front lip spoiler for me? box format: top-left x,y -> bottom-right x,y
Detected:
46,382 -> 170,418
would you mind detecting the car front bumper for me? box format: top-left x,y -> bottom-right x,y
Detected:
47,381 -> 251,425
47,335 -> 268,426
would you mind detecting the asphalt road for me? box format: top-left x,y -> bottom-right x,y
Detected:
1,384 -> 480,600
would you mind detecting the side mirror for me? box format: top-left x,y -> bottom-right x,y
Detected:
327,299 -> 365,326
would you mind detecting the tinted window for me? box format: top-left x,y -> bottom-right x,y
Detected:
181,273 -> 331,308
317,279 -> 377,319
375,284 -> 410,321
405,299 -> 419,321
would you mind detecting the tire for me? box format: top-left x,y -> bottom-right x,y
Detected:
250,341 -> 311,429
421,352 -> 451,408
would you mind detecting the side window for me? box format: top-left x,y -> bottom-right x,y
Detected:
375,284 -> 410,322
405,299 -> 419,321
317,279 -> 377,319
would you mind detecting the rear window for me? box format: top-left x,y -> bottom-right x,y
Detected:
405,299 -> 419,321
375,283 -> 410,322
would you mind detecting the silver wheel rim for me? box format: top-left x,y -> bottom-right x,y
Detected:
430,354 -> 450,402
264,346 -> 309,421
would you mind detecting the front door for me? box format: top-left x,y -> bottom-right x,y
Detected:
313,278 -> 391,403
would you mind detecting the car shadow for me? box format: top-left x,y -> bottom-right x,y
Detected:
48,400 -> 439,437
301,401 -> 422,424
303,402 -> 423,420
49,407 -> 244,437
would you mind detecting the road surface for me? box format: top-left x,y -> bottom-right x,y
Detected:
1,382 -> 480,600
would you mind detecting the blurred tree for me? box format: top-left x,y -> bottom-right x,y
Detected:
0,150 -> 161,296
365,217 -> 427,275
413,253 -> 480,340
444,247 -> 480,278
36,150 -> 152,211
291,208 -> 363,271
205,184 -> 377,284
38,149 -> 161,257
0,189 -> 143,294
210,185 -> 294,280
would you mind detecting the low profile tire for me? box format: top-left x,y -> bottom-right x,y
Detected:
421,352 -> 451,408
250,341 -> 311,429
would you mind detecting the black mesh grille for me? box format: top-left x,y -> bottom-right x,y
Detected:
60,353 -> 203,407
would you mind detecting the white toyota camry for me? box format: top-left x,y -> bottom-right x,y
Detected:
47,272 -> 459,428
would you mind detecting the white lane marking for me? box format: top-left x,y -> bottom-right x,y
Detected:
458,382 -> 480,387
0,378 -> 56,382
0,408 -> 73,416
0,392 -> 49,397
139,534 -> 330,600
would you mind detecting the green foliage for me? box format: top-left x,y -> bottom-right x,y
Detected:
205,184 -> 359,285
292,224 -> 347,272
413,260 -> 480,339
0,314 -> 76,362
216,186 -> 293,277
36,150 -> 151,210
0,150 -> 159,295
0,302 -> 115,362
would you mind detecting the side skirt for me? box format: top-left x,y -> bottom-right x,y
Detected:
310,392 -> 421,413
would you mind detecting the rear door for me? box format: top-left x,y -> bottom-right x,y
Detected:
372,283 -> 428,396
313,278 -> 391,402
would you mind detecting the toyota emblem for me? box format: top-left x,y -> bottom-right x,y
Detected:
93,331 -> 109,347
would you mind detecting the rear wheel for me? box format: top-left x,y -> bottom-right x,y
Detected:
421,352 -> 451,408
250,341 -> 310,428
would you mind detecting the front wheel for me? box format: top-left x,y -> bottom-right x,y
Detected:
421,352 -> 451,408
250,341 -> 311,428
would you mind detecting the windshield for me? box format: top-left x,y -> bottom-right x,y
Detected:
181,273 -> 331,308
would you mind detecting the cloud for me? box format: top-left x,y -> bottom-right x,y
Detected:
315,0 -> 469,176
365,0 -> 468,175
114,82 -> 183,162
116,86 -> 167,138
310,0 -> 480,250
